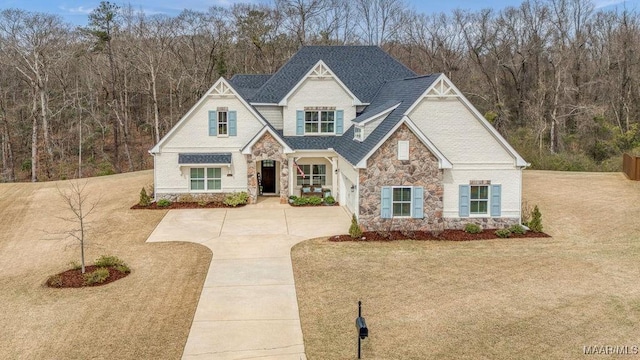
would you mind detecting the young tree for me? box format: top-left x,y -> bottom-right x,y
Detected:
57,181 -> 99,274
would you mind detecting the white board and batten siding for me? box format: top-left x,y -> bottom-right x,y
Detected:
409,97 -> 522,219
283,77 -> 357,136
255,105 -> 283,130
155,95 -> 264,195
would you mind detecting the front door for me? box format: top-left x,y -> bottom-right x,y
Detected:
261,160 -> 276,193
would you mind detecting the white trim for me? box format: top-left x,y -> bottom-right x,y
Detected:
355,103 -> 400,125
250,102 -> 279,106
355,116 -> 453,169
150,77 -> 267,153
404,74 -> 529,167
278,60 -> 364,106
391,185 -> 413,218
188,166 -> 223,192
241,126 -> 294,155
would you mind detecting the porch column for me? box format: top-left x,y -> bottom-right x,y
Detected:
289,157 -> 295,197
331,156 -> 338,198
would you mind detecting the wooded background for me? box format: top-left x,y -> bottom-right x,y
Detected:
0,0 -> 638,182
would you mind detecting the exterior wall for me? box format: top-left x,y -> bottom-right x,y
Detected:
338,156 -> 358,214
283,77 -> 357,136
409,98 -> 515,165
358,124 -> 444,231
362,115 -> 385,139
246,132 -> 289,203
155,93 -> 263,197
154,151 -> 248,200
255,105 -> 283,130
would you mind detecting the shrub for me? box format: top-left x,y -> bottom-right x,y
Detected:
349,214 -> 363,238
529,205 -> 543,232
307,196 -> 323,205
464,223 -> 482,234
157,199 -> 171,207
94,255 -> 126,267
83,267 -> 110,285
289,195 -> 297,200
224,192 -> 249,207
115,264 -> 131,274
521,200 -> 532,227
69,261 -> 82,270
324,196 -> 335,205
139,187 -> 152,206
47,274 -> 63,287
509,224 -> 527,235
495,229 -> 512,238
177,193 -> 195,203
293,197 -> 308,206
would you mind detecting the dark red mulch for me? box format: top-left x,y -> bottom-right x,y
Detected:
46,265 -> 130,288
131,202 -> 246,210
288,202 -> 341,207
329,229 -> 551,242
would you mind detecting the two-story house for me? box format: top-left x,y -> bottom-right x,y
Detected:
150,46 -> 528,231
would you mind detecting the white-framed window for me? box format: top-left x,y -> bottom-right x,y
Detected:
398,140 -> 409,160
190,168 -> 222,191
305,110 -> 335,134
354,126 -> 363,141
218,111 -> 228,136
392,187 -> 412,217
470,185 -> 489,214
296,164 -> 326,186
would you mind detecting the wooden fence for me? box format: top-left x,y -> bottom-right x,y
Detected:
623,153 -> 640,180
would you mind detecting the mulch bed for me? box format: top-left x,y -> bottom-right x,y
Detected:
330,230 -> 551,242
131,202 -> 246,210
289,202 -> 341,207
46,265 -> 130,288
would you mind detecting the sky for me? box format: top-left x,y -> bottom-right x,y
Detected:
0,0 -> 638,25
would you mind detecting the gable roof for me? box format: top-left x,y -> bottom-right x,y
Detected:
229,74 -> 273,99
248,46 -> 417,104
335,74 -> 442,166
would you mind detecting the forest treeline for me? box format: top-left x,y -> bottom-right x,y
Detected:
0,0 -> 638,182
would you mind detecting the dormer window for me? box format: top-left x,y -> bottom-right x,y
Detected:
354,126 -> 364,141
305,109 -> 335,134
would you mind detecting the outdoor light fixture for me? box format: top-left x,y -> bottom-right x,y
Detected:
350,185 -> 356,192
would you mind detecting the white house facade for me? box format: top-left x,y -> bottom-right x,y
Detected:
150,46 -> 529,230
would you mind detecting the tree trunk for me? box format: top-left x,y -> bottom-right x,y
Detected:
31,93 -> 38,182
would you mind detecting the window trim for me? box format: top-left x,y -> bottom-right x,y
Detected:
469,185 -> 489,216
217,111 -> 228,137
354,126 -> 364,141
391,186 -> 413,218
304,110 -> 336,135
190,167 -> 223,192
397,140 -> 409,160
296,164 -> 327,186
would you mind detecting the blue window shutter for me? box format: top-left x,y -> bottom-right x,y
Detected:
208,110 -> 217,136
412,186 -> 424,219
459,185 -> 470,217
296,110 -> 304,135
491,184 -> 502,217
381,186 -> 392,219
336,110 -> 344,135
228,111 -> 237,136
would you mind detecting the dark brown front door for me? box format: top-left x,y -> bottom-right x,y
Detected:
261,160 -> 276,193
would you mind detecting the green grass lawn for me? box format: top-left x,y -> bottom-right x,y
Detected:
292,171 -> 640,359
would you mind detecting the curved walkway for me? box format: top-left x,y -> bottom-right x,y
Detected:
146,197 -> 351,360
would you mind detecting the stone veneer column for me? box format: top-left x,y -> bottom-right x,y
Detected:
358,124 -> 444,231
245,132 -> 289,204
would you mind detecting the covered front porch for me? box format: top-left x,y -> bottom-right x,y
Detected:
288,153 -> 339,200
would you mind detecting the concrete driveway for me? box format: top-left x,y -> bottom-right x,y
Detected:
146,198 -> 351,360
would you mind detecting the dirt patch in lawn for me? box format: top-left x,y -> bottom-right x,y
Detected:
47,265 -> 130,288
330,229 -> 549,242
293,171 -> 640,360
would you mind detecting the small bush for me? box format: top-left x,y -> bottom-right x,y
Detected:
464,223 -> 482,234
47,274 -> 63,287
307,196 -> 323,205
139,187 -> 152,206
94,255 -> 126,267
529,205 -> 543,232
324,196 -> 335,205
115,264 -> 131,274
83,267 -> 110,285
69,261 -> 82,270
509,224 -> 527,235
224,192 -> 249,207
293,197 -> 309,206
349,214 -> 363,238
177,193 -> 195,203
289,195 -> 297,200
495,229 -> 512,238
157,199 -> 171,207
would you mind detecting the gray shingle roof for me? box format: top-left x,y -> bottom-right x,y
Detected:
248,46 -> 417,104
281,133 -> 338,150
352,100 -> 400,123
335,74 -> 441,165
178,153 -> 232,164
229,74 -> 273,99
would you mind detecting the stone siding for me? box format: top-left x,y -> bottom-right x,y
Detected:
156,192 -> 229,203
246,132 -> 289,203
359,124 -> 444,231
444,217 -> 519,230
